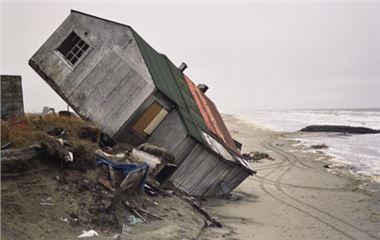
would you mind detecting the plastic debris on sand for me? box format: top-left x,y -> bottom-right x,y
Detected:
78,230 -> 99,238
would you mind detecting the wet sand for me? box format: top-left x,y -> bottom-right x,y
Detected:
199,114 -> 380,240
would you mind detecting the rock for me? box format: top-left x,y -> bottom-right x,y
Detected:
242,151 -> 272,161
310,144 -> 328,149
300,125 -> 380,134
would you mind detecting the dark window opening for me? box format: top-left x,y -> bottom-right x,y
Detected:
57,32 -> 90,65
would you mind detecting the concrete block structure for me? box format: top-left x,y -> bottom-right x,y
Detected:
1,75 -> 24,120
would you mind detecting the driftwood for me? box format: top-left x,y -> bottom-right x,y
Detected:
124,200 -> 166,223
1,145 -> 42,161
182,196 -> 222,228
108,165 -> 117,187
98,176 -> 116,192
40,202 -> 54,206
131,208 -> 148,223
1,141 -> 13,150
131,200 -> 165,220
1,145 -> 44,174
123,201 -> 147,223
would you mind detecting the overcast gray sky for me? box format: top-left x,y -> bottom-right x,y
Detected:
1,1 -> 379,113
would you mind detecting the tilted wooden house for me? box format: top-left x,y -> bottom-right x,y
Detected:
29,10 -> 254,197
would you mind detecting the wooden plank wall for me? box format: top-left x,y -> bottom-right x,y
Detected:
171,143 -> 250,197
147,110 -> 196,166
205,166 -> 251,197
148,110 -> 251,197
29,14 -> 155,140
69,48 -> 155,136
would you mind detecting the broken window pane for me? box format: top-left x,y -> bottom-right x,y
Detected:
57,31 -> 90,66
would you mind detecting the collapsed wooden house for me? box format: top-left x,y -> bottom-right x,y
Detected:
29,10 -> 255,197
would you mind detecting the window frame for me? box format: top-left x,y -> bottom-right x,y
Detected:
132,101 -> 169,136
55,29 -> 92,69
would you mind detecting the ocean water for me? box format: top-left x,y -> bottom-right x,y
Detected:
236,109 -> 380,180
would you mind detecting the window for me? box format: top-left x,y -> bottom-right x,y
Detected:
57,32 -> 90,65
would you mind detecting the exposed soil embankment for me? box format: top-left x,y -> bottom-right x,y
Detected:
1,115 -> 206,240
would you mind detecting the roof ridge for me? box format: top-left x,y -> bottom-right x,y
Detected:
70,9 -> 132,29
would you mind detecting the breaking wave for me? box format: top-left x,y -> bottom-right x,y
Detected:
235,109 -> 380,181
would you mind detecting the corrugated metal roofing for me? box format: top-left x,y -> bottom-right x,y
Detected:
185,76 -> 239,153
204,96 -> 239,152
131,29 -> 207,143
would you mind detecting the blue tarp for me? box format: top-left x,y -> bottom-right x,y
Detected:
96,157 -> 149,189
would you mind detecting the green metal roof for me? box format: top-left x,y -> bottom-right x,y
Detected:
131,29 -> 207,143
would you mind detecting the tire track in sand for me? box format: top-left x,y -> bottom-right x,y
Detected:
259,138 -> 380,240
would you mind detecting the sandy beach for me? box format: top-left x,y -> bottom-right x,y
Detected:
199,114 -> 380,240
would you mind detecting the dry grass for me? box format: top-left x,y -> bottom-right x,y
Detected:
1,114 -> 101,172
1,114 -> 94,148
1,118 -> 48,148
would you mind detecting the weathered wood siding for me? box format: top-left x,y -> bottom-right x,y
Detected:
113,92 -> 172,145
171,143 -> 250,197
148,110 -> 251,197
29,12 -> 155,138
204,166 -> 251,197
147,110 -> 197,166
1,75 -> 24,120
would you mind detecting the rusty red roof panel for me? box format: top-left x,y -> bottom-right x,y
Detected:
185,75 -> 239,153
203,96 -> 239,152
